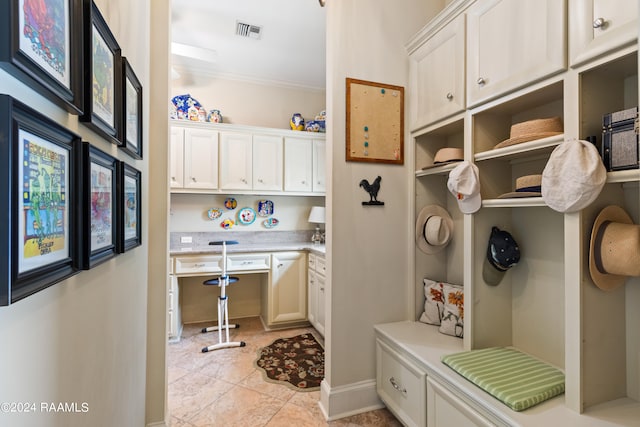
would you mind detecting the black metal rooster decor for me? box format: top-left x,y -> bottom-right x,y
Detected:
360,176 -> 384,206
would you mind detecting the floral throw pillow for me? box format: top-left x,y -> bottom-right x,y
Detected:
439,284 -> 464,338
419,279 -> 446,325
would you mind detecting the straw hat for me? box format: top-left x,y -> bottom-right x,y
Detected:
415,205 -> 454,254
589,205 -> 640,291
422,147 -> 464,170
494,117 -> 563,149
497,174 -> 542,199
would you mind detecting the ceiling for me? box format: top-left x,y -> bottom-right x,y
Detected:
171,0 -> 327,90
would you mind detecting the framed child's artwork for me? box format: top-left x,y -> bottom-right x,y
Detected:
79,142 -> 118,268
117,162 -> 141,252
120,57 -> 143,159
346,78 -> 404,164
0,0 -> 84,114
0,95 -> 81,306
80,0 -> 122,145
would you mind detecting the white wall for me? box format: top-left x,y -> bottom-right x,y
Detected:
0,1 -> 152,426
170,194 -> 324,232
322,0 -> 445,419
172,77 -> 326,129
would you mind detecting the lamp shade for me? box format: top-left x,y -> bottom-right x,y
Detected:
308,206 -> 326,224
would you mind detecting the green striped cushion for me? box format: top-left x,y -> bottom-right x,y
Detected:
441,347 -> 565,411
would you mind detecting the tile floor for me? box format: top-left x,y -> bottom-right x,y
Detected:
167,316 -> 402,427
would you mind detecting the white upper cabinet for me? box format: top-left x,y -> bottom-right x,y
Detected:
171,127 -> 219,190
252,134 -> 283,191
312,139 -> 326,193
409,14 -> 466,130
284,137 -> 313,192
569,0 -> 638,67
466,0 -> 566,107
169,127 -> 185,188
219,131 -> 253,190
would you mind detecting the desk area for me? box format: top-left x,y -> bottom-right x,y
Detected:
169,231 -> 325,341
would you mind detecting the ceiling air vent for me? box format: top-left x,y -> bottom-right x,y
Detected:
236,21 -> 262,40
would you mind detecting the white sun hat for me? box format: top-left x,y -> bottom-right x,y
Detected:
448,161 -> 481,214
542,139 -> 606,213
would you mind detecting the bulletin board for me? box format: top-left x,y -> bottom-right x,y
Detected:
346,78 -> 404,164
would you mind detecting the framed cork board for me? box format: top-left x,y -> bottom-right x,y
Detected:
346,78 -> 404,164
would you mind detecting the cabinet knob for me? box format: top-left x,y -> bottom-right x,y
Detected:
241,178 -> 247,184
277,263 -> 284,268
258,178 -> 264,183
477,77 -> 486,86
191,177 -> 196,182
446,92 -> 454,100
592,17 -> 606,29
389,377 -> 407,394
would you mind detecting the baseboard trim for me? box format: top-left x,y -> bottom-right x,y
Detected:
319,378 -> 386,421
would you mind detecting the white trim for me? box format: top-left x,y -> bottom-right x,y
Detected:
319,378 -> 386,421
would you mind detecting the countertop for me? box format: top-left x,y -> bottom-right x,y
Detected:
170,231 -> 325,256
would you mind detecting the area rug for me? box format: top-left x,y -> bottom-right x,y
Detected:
255,333 -> 324,391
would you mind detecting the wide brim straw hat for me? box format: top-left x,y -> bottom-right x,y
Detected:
497,174 -> 542,199
421,147 -> 464,170
494,117 -> 563,149
589,205 -> 640,291
415,205 -> 454,254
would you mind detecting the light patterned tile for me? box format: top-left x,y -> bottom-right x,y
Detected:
328,408 -> 403,427
187,385 -> 286,427
168,372 -> 234,421
238,369 -> 297,401
265,401 -> 327,427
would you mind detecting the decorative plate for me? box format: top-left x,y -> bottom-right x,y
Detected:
220,218 -> 235,229
257,200 -> 274,217
224,197 -> 237,210
207,208 -> 223,220
237,207 -> 256,225
263,218 -> 279,228
171,94 -> 206,121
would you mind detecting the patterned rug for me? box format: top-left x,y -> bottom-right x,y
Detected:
255,333 -> 324,391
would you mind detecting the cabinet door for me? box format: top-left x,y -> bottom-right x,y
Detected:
315,271 -> 326,337
184,128 -> 219,189
569,0 -> 638,66
410,14 -> 465,130
169,127 -> 184,188
253,134 -> 283,191
219,132 -> 253,190
269,252 -> 307,324
467,0 -> 566,106
284,138 -> 313,192
312,139 -> 326,193
308,269 -> 318,326
426,378 -> 493,427
168,275 -> 181,340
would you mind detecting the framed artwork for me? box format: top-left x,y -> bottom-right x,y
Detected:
0,95 -> 81,306
80,0 -> 122,145
346,78 -> 404,164
120,57 -> 143,159
79,142 -> 118,268
117,162 -> 141,252
0,0 -> 84,114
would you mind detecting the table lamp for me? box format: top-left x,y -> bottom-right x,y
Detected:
308,206 -> 325,244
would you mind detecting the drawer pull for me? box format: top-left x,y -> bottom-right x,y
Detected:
446,92 -> 454,100
194,263 -> 205,267
476,77 -> 486,86
592,17 -> 606,29
389,377 -> 407,394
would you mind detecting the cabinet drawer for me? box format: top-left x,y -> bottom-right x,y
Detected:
427,377 -> 494,427
226,253 -> 270,271
174,256 -> 223,274
308,253 -> 316,270
376,339 -> 427,427
315,256 -> 326,276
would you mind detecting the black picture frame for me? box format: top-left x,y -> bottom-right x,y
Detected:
80,0 -> 122,145
0,95 -> 81,306
120,57 -> 143,159
117,162 -> 141,252
0,0 -> 84,114
78,142 -> 118,269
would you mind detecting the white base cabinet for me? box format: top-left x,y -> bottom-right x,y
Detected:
261,251 -> 307,328
427,378 -> 493,427
307,253 -> 326,336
